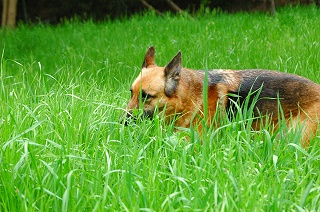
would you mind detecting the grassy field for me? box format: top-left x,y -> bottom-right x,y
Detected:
1,5 -> 320,211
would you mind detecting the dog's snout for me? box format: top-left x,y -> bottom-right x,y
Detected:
120,108 -> 154,125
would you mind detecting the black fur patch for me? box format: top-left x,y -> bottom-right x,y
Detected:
226,70 -> 313,119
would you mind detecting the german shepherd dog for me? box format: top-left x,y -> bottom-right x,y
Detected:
124,46 -> 320,146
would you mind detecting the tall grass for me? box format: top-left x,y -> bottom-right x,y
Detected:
1,5 -> 320,211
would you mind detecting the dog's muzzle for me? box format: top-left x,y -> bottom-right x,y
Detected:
120,109 -> 154,125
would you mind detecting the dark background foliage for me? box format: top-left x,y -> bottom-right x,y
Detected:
3,0 -> 319,24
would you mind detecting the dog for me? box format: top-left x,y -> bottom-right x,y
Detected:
123,46 -> 320,146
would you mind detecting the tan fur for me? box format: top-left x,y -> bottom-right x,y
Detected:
124,46 -> 320,147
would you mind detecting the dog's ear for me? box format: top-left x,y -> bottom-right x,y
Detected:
142,46 -> 155,68
164,51 -> 182,97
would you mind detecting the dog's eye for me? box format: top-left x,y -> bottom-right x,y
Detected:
141,91 -> 149,100
141,90 -> 154,101
130,89 -> 133,98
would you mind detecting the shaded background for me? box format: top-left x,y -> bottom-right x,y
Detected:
4,0 -> 319,25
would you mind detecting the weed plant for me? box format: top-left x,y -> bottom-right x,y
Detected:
0,5 -> 320,211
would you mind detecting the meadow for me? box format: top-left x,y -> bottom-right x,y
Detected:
1,5 -> 320,211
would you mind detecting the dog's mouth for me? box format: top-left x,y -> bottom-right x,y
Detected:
120,109 -> 154,125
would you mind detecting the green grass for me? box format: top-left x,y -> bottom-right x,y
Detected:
1,5 -> 320,211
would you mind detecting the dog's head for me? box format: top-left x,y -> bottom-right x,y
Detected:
123,46 -> 182,123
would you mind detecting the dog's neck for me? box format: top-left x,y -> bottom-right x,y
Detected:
170,69 -> 220,127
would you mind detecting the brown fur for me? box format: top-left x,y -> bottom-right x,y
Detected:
124,46 -> 320,146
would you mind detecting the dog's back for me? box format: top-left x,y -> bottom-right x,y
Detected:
208,69 -> 320,146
